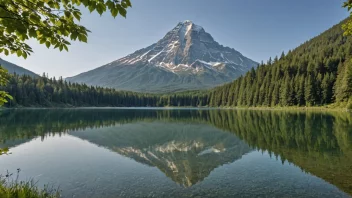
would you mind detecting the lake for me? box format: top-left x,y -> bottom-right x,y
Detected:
0,109 -> 351,198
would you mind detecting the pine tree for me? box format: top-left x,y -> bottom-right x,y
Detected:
305,75 -> 315,106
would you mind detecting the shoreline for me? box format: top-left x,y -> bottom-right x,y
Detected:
227,106 -> 351,112
1,106 -> 350,112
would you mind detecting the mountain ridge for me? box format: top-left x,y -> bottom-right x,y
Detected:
67,20 -> 258,93
0,58 -> 38,77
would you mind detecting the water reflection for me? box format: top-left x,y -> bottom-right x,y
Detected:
70,122 -> 252,187
0,109 -> 351,196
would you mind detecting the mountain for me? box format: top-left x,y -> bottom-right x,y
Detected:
67,20 -> 258,93
0,58 -> 38,77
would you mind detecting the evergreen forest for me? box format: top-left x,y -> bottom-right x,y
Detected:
1,20 -> 352,109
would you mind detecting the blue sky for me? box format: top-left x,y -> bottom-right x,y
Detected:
3,0 -> 349,77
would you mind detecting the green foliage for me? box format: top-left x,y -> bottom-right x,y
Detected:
347,98 -> 352,110
0,147 -> 9,155
2,74 -> 209,107
335,59 -> 352,101
343,0 -> 352,36
0,66 -> 12,106
208,19 -> 352,107
0,170 -> 60,198
0,0 -> 131,58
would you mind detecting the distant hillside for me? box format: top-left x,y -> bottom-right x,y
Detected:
0,58 -> 38,77
208,19 -> 352,107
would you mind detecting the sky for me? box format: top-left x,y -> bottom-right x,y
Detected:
2,0 -> 349,78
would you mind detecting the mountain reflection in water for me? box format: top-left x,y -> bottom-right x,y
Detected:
70,122 -> 252,187
0,109 -> 351,197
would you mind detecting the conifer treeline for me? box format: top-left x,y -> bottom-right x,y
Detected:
2,74 -> 209,107
1,20 -> 352,108
208,20 -> 352,107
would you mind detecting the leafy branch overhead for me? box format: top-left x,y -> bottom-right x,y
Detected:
0,0 -> 131,58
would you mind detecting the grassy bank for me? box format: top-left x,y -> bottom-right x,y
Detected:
218,101 -> 351,112
0,171 -> 60,198
229,106 -> 351,112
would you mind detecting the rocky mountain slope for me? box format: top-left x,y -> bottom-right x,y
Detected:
67,20 -> 257,93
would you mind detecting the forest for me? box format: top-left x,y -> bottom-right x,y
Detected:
1,20 -> 352,109
208,19 -> 352,108
1,74 -> 209,107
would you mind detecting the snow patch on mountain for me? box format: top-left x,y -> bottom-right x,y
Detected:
141,50 -> 151,58
148,50 -> 164,62
109,20 -> 257,75
66,20 -> 258,93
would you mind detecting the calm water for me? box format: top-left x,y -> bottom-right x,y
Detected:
0,109 -> 351,198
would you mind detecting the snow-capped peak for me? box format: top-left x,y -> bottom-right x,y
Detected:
114,20 -> 257,75
67,20 -> 258,93
179,20 -> 204,33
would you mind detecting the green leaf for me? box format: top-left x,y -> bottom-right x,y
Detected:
37,1 -> 44,7
116,5 -> 126,18
111,8 -> 118,18
45,41 -> 51,48
29,14 -> 40,23
56,20 -> 62,26
16,50 -> 22,57
63,40 -> 71,45
106,0 -> 114,9
63,45 -> 68,51
22,52 -> 28,59
54,2 -> 60,9
121,0 -> 132,8
78,34 -> 87,43
96,4 -> 105,15
73,11 -> 81,21
64,11 -> 71,18
4,49 -> 9,56
124,0 -> 132,7
70,32 -> 78,40
88,4 -> 95,12
81,0 -> 89,6
28,28 -> 36,38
